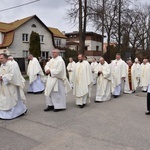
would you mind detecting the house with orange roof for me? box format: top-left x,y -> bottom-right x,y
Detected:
0,15 -> 55,72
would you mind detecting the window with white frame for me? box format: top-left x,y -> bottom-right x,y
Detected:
23,50 -> 29,59
41,51 -> 49,59
22,33 -> 29,42
55,39 -> 61,47
39,35 -> 44,43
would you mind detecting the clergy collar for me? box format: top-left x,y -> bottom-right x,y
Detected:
53,56 -> 60,60
1,61 -> 8,66
116,59 -> 121,61
79,60 -> 83,63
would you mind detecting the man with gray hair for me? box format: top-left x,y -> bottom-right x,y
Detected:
95,57 -> 111,102
91,58 -> 98,85
27,54 -> 45,94
67,57 -> 76,88
110,53 -> 127,98
44,49 -> 71,112
0,53 -> 27,119
140,59 -> 150,92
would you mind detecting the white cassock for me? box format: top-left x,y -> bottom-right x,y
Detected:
0,61 -> 27,119
132,62 -> 141,88
45,56 -> 71,109
72,60 -> 93,105
95,62 -> 111,102
124,63 -> 141,93
110,59 -> 127,96
67,61 -> 76,88
140,63 -> 150,91
91,62 -> 98,84
27,57 -> 45,93
10,60 -> 25,87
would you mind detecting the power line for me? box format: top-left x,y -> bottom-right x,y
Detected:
0,0 -> 40,12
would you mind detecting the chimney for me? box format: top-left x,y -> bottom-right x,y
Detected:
62,31 -> 65,35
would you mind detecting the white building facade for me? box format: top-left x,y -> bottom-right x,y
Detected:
0,15 -> 55,72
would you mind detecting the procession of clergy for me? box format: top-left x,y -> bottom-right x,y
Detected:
1,49 -> 150,120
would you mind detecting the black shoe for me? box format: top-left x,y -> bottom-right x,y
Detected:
145,112 -> 150,115
142,91 -> 147,93
113,95 -> 118,98
24,109 -> 28,114
78,105 -> 84,108
44,106 -> 54,111
33,90 -> 44,94
95,101 -> 103,103
27,91 -> 33,94
53,109 -> 64,112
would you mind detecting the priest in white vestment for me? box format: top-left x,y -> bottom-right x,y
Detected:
8,55 -> 25,86
44,49 -> 71,112
110,53 -> 127,98
91,58 -> 98,85
72,54 -> 93,108
27,54 -> 45,94
0,53 -> 27,120
67,57 -> 76,88
132,58 -> 141,88
95,57 -> 111,102
140,59 -> 150,92
124,60 -> 140,93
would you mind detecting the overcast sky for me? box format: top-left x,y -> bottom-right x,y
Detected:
0,0 -> 149,33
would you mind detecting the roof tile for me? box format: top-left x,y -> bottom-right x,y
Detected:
49,27 -> 67,39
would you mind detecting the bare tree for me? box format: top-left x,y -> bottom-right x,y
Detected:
66,0 -> 150,59
66,0 -> 88,54
120,4 -> 149,57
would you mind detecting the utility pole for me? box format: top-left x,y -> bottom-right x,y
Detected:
118,0 -> 121,54
101,0 -> 105,56
78,0 -> 83,54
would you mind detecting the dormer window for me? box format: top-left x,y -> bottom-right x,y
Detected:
31,24 -> 36,28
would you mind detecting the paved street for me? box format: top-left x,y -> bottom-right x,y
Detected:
0,81 -> 150,150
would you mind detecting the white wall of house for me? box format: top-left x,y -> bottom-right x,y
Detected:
71,40 -> 102,51
0,32 -> 4,45
8,17 -> 55,58
90,41 -> 102,51
85,40 -> 92,50
68,45 -> 78,50
87,56 -> 100,62
85,40 -> 102,51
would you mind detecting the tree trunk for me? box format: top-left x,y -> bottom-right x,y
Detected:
82,0 -> 87,54
107,32 -> 111,63
79,0 -> 84,54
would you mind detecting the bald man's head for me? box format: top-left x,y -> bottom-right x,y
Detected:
99,57 -> 105,65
